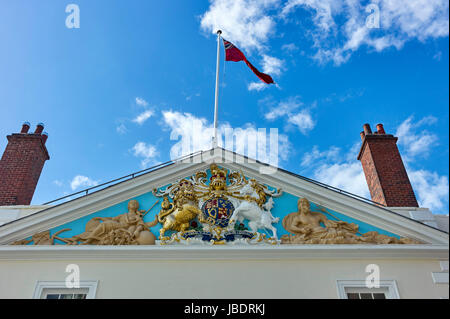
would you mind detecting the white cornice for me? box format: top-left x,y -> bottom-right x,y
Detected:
0,148 -> 448,245
0,245 -> 447,261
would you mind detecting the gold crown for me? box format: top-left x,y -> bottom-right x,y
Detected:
210,164 -> 227,181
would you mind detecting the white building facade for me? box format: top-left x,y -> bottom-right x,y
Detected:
0,123 -> 448,299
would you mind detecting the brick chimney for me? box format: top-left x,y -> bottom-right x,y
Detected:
357,123 -> 418,207
0,122 -> 50,206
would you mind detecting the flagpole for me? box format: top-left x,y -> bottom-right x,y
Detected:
212,30 -> 222,149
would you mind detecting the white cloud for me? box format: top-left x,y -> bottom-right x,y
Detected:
135,97 -> 149,107
287,109 -> 315,134
395,116 -> 438,159
132,142 -> 159,168
281,43 -> 299,52
248,82 -> 268,91
201,1 -> 449,66
314,161 -> 370,198
408,169 -> 449,211
132,110 -> 154,125
264,96 -> 315,134
261,54 -> 284,76
282,0 -> 339,32
70,175 -> 99,191
281,0 -> 449,65
161,110 -> 291,163
300,143 -> 370,198
265,96 -> 302,120
395,116 -> 447,212
200,0 -> 281,52
301,145 -> 340,167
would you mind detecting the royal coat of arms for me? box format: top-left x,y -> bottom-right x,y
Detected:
152,164 -> 282,245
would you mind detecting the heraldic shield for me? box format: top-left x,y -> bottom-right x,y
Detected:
201,197 -> 235,228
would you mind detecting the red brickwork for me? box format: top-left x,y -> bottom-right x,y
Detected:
357,123 -> 418,207
0,124 -> 49,206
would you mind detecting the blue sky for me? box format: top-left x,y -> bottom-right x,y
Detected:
0,0 -> 448,214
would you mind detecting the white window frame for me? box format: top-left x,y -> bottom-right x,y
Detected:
33,281 -> 98,299
336,280 -> 400,299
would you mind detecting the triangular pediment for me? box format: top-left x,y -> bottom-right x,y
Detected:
0,148 -> 448,246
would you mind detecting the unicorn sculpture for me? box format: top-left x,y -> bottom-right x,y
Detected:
228,182 -> 280,239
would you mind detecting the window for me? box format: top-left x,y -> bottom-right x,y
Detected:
41,288 -> 88,299
33,281 -> 98,299
336,280 -> 400,299
345,287 -> 388,299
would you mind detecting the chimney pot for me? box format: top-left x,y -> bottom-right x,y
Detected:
360,131 -> 365,140
21,122 -> 30,134
363,123 -> 372,135
376,123 -> 386,134
42,132 -> 48,144
34,122 -> 44,134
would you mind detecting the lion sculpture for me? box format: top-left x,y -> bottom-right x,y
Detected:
157,181 -> 205,240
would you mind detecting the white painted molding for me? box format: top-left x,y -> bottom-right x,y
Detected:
32,280 -> 98,299
336,280 -> 400,299
431,272 -> 449,284
0,245 -> 447,261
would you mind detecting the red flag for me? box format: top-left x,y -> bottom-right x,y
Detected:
222,38 -> 274,84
